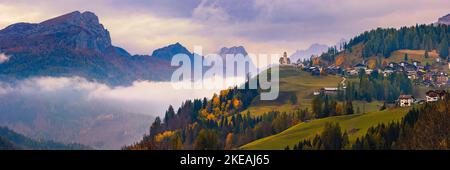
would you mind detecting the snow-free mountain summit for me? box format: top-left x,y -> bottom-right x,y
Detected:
0,11 -> 194,85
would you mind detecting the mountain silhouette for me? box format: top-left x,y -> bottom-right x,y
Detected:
0,11 -> 194,85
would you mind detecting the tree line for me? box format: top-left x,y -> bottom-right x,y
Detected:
346,24 -> 449,59
319,24 -> 449,63
340,70 -> 413,103
287,92 -> 450,150
287,123 -> 349,150
310,71 -> 413,119
354,93 -> 450,149
125,79 -> 318,150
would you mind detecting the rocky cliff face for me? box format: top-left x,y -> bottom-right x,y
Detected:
217,46 -> 258,77
219,46 -> 248,56
437,13 -> 450,25
290,43 -> 329,63
151,42 -> 192,61
0,11 -> 187,149
0,11 -> 112,53
0,11 -> 185,85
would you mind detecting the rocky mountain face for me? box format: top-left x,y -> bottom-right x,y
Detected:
151,42 -> 193,61
0,11 -> 192,149
219,46 -> 248,56
0,11 -> 112,53
289,43 -> 328,63
217,46 -> 259,77
0,11 -> 185,85
437,13 -> 450,25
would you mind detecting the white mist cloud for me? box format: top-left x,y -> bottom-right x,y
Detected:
0,53 -> 10,63
0,76 -> 244,117
0,76 -> 248,149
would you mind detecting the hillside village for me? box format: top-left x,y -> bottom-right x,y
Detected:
280,50 -> 449,108
128,16 -> 450,151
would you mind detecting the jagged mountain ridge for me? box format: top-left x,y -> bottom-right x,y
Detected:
0,11 -> 112,53
437,13 -> 450,25
151,42 -> 193,61
219,46 -> 248,56
0,11 -> 185,149
289,43 -> 329,62
0,11 -> 192,85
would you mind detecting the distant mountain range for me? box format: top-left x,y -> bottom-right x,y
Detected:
0,11 -> 257,150
437,13 -> 450,25
0,11 -> 191,85
217,46 -> 258,77
0,11 -> 256,85
151,42 -> 193,61
219,46 -> 248,56
289,43 -> 329,62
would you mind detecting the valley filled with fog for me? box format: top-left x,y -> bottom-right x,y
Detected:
0,76 -> 242,149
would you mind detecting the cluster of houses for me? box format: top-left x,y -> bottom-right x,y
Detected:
292,57 -> 450,88
398,90 -> 446,107
380,61 -> 449,87
311,88 -> 447,108
281,53 -> 449,108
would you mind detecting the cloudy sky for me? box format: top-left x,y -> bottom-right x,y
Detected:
0,0 -> 449,55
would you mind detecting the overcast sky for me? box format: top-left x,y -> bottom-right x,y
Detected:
0,0 -> 449,55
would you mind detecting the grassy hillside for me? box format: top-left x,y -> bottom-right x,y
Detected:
336,44 -> 442,67
389,49 -> 439,63
242,66 -> 383,116
335,43 -> 365,67
240,107 -> 409,150
242,66 -> 343,116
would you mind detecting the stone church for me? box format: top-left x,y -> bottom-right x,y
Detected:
279,52 -> 291,65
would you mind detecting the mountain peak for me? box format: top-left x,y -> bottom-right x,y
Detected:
0,10 -> 112,52
290,43 -> 329,62
40,11 -> 99,26
437,13 -> 450,25
0,11 -> 175,85
219,46 -> 248,56
151,43 -> 192,60
169,42 -> 184,49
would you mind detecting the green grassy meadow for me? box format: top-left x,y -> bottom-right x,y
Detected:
241,107 -> 410,150
242,66 -> 343,116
